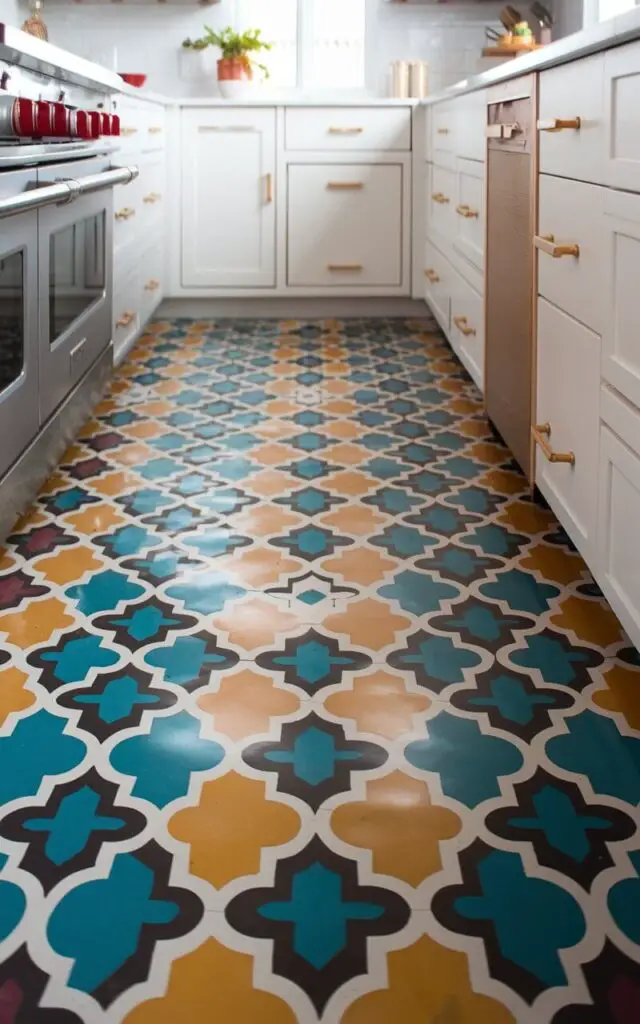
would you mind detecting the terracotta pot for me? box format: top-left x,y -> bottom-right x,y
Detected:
217,57 -> 253,82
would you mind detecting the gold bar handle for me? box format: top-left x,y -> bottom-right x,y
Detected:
538,117 -> 581,133
116,312 -> 135,328
327,263 -> 363,272
424,268 -> 440,283
437,128 -> 450,135
534,234 -> 580,259
115,207 -> 136,221
121,127 -> 138,137
148,126 -> 163,134
432,192 -> 450,205
145,279 -> 160,292
328,126 -> 364,135
265,172 -> 274,204
143,194 -> 158,204
486,122 -> 521,140
533,423 -> 575,465
453,315 -> 476,337
327,181 -> 364,190
456,204 -> 479,219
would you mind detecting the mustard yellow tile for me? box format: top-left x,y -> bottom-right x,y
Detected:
325,671 -> 430,740
197,669 -> 300,742
593,664 -> 640,730
0,597 -> 74,648
33,546 -> 104,585
0,667 -> 36,725
323,598 -> 411,651
550,596 -> 623,648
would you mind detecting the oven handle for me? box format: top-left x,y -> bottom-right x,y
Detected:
0,165 -> 138,221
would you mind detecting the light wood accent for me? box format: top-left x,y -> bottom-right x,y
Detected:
532,422 -> 576,465
534,234 -> 580,258
538,117 -> 581,132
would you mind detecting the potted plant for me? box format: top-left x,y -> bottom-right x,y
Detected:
182,26 -> 272,98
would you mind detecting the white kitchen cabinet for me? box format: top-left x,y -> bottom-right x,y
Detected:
285,107 -> 411,152
538,53 -> 605,185
598,386 -> 640,650
535,297 -> 601,561
456,89 -> 487,164
427,162 -> 456,247
454,158 -> 484,272
450,270 -> 484,390
181,107 -> 276,288
602,183 -> 640,411
287,164 -> 402,287
604,39 -> 640,193
423,239 -> 452,334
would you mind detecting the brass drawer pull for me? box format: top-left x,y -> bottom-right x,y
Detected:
328,126 -> 364,134
265,172 -> 274,204
533,423 -> 575,465
453,315 -> 476,337
327,181 -> 364,190
424,268 -> 440,283
115,207 -> 136,221
432,192 -> 450,205
436,128 -> 450,135
535,234 -> 580,259
327,263 -> 363,272
116,311 -> 135,328
145,279 -> 160,291
143,193 -> 160,204
456,204 -> 479,219
538,117 -> 581,133
121,127 -> 138,137
148,126 -> 163,134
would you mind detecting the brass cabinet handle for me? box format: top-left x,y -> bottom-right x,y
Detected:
143,193 -> 162,204
432,192 -> 450,204
265,172 -> 274,204
534,234 -> 580,258
115,207 -> 136,221
486,122 -> 521,140
456,204 -> 479,219
327,263 -> 363,271
424,268 -> 440,283
116,311 -> 135,328
328,126 -> 364,134
145,279 -> 160,291
437,128 -> 450,135
532,423 -> 575,465
121,127 -> 138,137
198,125 -> 257,133
453,315 -> 476,337
327,181 -> 364,190
148,126 -> 163,134
538,117 -> 581,133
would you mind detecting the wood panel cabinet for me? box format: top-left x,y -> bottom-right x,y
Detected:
181,107 -> 276,288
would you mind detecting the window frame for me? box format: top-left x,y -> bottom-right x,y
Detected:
294,0 -> 370,94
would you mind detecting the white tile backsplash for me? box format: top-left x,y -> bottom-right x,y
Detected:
36,0 -> 505,98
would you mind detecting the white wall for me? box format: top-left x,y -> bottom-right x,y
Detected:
42,0 -> 503,98
0,0 -> 22,28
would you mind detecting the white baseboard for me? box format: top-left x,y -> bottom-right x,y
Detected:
157,297 -> 431,319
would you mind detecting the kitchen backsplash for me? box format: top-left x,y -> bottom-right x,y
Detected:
35,0 -> 509,98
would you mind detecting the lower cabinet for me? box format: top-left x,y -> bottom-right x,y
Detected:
535,298 -> 601,560
423,239 -> 451,333
113,238 -> 165,365
598,386 -> 640,649
287,164 -> 403,288
450,269 -> 484,390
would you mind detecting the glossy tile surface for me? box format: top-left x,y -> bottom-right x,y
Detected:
1,317 -> 639,1023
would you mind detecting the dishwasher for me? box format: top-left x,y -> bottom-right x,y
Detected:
485,77 -> 537,482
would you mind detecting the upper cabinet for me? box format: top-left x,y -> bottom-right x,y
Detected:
181,107 -> 276,289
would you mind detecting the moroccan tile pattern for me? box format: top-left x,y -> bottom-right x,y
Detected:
0,316 -> 639,1023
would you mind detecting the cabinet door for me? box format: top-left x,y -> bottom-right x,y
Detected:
454,158 -> 484,271
598,389 -> 640,650
287,164 -> 402,287
426,163 -> 456,248
604,39 -> 640,193
181,108 -> 276,288
602,187 -> 640,410
423,239 -> 451,334
451,271 -> 484,391
535,297 -> 601,561
538,53 -> 604,184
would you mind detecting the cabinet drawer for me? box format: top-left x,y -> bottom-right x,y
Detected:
285,107 -> 411,152
113,175 -> 141,256
140,244 -> 164,322
427,163 -> 455,245
287,164 -> 402,287
115,98 -> 166,154
113,264 -> 140,366
535,297 -> 601,560
456,90 -> 486,163
430,103 -> 455,159
423,239 -> 452,334
538,54 -> 604,184
598,387 -> 640,649
451,271 -> 484,390
137,154 -> 166,235
603,188 -> 640,410
537,174 -> 605,334
604,40 -> 640,193
454,158 -> 484,272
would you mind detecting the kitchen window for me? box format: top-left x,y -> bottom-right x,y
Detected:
236,0 -> 367,91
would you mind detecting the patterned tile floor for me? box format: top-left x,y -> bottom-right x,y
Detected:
0,317 -> 639,1023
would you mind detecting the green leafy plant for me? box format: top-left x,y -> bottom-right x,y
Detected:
182,26 -> 272,78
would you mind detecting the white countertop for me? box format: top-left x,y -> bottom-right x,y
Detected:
3,7 -> 640,107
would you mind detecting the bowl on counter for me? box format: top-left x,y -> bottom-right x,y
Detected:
119,73 -> 147,88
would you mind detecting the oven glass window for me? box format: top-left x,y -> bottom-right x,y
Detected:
0,249 -> 25,396
49,212 -> 106,346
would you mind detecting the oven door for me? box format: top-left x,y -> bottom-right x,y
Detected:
37,157 -> 113,424
0,169 -> 39,478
